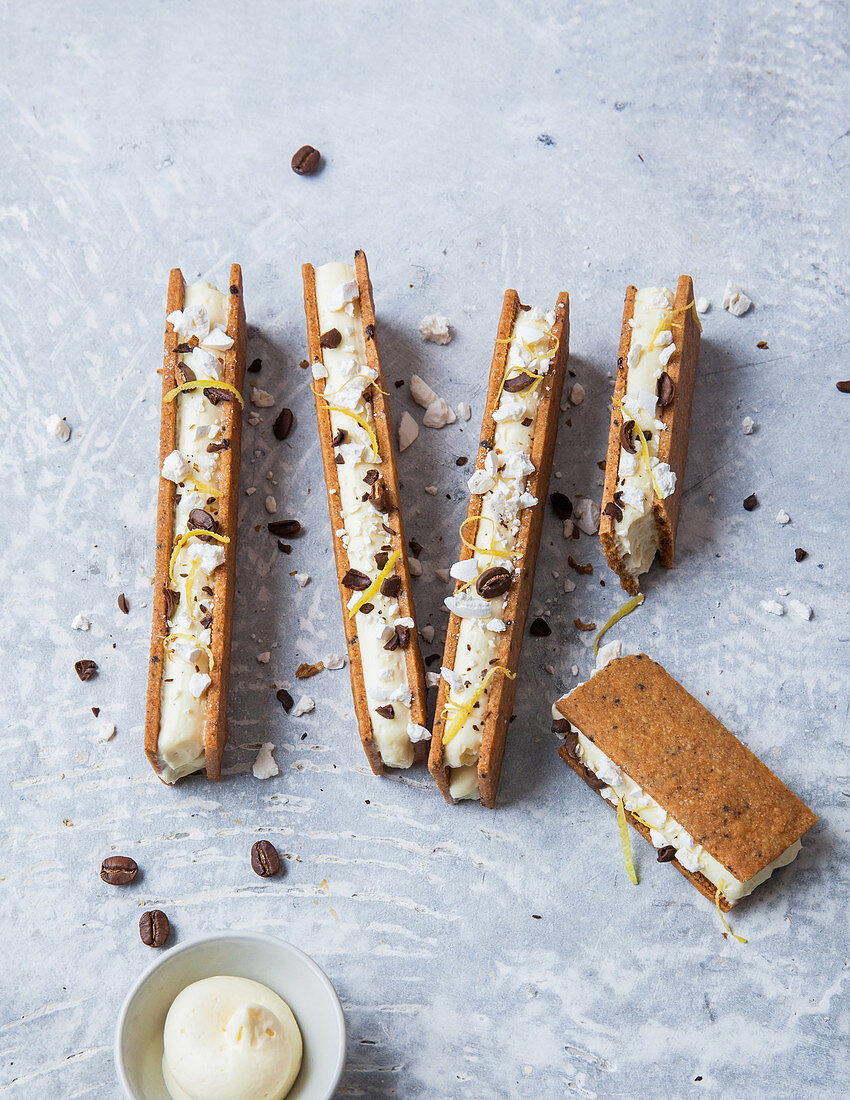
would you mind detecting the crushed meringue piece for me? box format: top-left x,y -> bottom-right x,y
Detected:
760,600 -> 785,616
568,382 -> 585,406
408,558 -> 422,576
742,416 -> 755,435
423,397 -> 456,428
419,315 -> 452,345
595,639 -> 623,670
398,411 -> 419,451
161,449 -> 189,484
457,402 -> 472,421
46,414 -> 71,442
421,624 -> 435,643
722,282 -> 753,316
71,614 -> 91,631
324,653 -> 346,669
410,374 -> 439,409
265,496 -> 277,514
291,695 -> 315,717
788,600 -> 813,621
95,718 -> 116,742
425,670 -> 441,688
294,573 -> 310,587
776,510 -> 791,525
252,742 -> 279,779
425,485 -> 438,496
407,722 -> 431,743
574,498 -> 600,535
251,388 -> 276,407
696,297 -> 711,313
257,652 -> 271,664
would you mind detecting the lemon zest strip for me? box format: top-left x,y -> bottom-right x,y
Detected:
616,797 -> 639,885
322,404 -> 379,460
165,630 -> 215,671
715,886 -> 747,942
168,530 -> 230,585
185,474 -> 220,498
163,380 -> 244,407
442,666 -> 517,746
613,397 -> 663,499
594,593 -> 645,654
459,515 -> 514,561
348,550 -> 400,618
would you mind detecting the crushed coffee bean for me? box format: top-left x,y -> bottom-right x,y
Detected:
476,566 -> 512,599
656,845 -> 677,863
199,613 -> 213,629
296,661 -> 324,679
91,707 -> 99,717
836,380 -> 850,393
273,407 -> 294,440
380,575 -> 401,598
75,659 -> 98,682
342,569 -> 370,591
743,493 -> 759,511
503,371 -> 534,392
207,438 -> 230,452
247,358 -> 262,373
175,341 -> 193,353
139,909 -> 169,948
619,419 -> 637,454
268,519 -> 302,538
455,456 -> 468,466
332,428 -> 346,446
117,593 -> 129,615
551,718 -> 571,736
276,688 -> 294,711
529,617 -> 551,637
408,539 -> 423,558
568,556 -> 593,575
164,588 -> 180,618
188,508 -> 218,533
656,371 -> 675,407
359,602 -> 374,614
365,323 -> 375,338
603,500 -> 623,523
277,541 -> 292,554
204,387 -> 235,405
794,547 -> 808,562
757,340 -> 769,349
369,480 -> 390,513
320,328 -> 342,348
100,856 -> 138,886
251,840 -> 281,877
175,363 -> 196,385
550,492 -> 573,521
375,551 -> 390,570
375,704 -> 395,719
291,144 -> 321,174
335,454 -> 345,464
574,618 -> 596,631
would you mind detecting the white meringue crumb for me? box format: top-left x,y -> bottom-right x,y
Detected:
419,315 -> 452,345
324,653 -> 346,669
424,485 -> 438,496
71,614 -> 91,631
789,599 -> 813,621
251,388 -> 276,407
574,498 -> 600,535
291,695 -> 315,717
450,559 -> 478,583
407,722 -> 431,743
160,449 -> 189,484
595,639 -> 623,670
457,402 -> 472,421
722,282 -> 753,316
434,568 -> 450,583
245,486 -> 257,496
425,670 -> 441,688
571,664 -> 579,676
421,624 -> 435,644
410,374 -> 439,409
95,718 -> 116,742
408,558 -> 422,576
398,411 -> 419,451
760,600 -> 785,616
46,414 -> 71,442
486,618 -> 507,632
568,382 -> 585,406
696,297 -> 711,314
742,416 -> 755,435
423,397 -> 456,428
252,742 -> 279,779
563,578 -> 576,593
264,495 -> 277,515
776,510 -> 791,525
775,587 -> 790,596
562,519 -> 575,540
544,664 -> 555,675
294,573 -> 311,587
256,651 -> 271,664
189,671 -> 212,698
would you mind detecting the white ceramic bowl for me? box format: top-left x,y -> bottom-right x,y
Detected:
115,932 -> 346,1099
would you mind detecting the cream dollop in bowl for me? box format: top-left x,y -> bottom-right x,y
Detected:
115,933 -> 346,1100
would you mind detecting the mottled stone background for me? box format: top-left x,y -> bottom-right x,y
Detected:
1,1 -> 848,1096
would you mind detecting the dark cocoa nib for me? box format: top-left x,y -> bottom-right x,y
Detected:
455,456 -> 468,466
794,547 -> 807,562
522,417 -> 533,427
175,341 -> 193,353
206,438 -> 231,452
656,371 -> 675,407
205,387 -> 234,405
837,380 -> 850,393
395,625 -> 411,648
332,428 -> 346,446
503,371 -> 534,392
176,363 -> 196,384
743,493 -> 758,511
359,602 -> 374,614
619,419 -> 637,454
375,704 -> 395,719
291,144 -> 321,174
320,328 -> 342,348
363,470 -> 379,485
370,480 -> 390,513
583,770 -> 608,791
277,541 -> 292,554
383,631 -> 400,651
550,492 -> 573,521
380,575 -> 402,598
273,408 -> 294,440
476,566 -> 512,599
365,323 -> 375,339
75,659 -> 98,682
656,845 -> 677,863
247,358 -> 262,373
230,284 -> 239,294
408,539 -> 423,558
603,500 -> 623,523
276,688 -> 294,711
518,302 -> 531,311
551,717 -> 571,735
188,508 -> 218,533
117,593 -> 129,614
268,519 -> 302,538
375,551 -> 390,570
342,569 -> 371,591
529,617 -> 551,637
335,454 -> 345,464
200,613 -> 213,629
164,588 -> 180,618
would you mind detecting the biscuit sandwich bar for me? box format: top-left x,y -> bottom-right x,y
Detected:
145,266 -> 247,783
302,252 -> 428,773
554,654 -> 817,910
599,278 -> 701,595
429,291 -> 570,807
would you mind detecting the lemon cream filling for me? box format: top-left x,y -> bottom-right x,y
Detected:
570,728 -> 801,905
315,262 -> 424,769
614,286 -> 678,581
442,306 -> 556,801
157,281 -> 234,784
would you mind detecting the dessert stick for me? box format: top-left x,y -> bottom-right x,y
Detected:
302,251 -> 428,774
430,290 -> 570,807
599,277 -> 701,595
554,654 -> 817,910
145,265 -> 246,783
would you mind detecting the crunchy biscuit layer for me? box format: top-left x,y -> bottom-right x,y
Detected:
557,654 -> 817,884
430,291 -> 570,808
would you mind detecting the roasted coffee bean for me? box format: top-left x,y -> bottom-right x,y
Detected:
188,508 -> 218,533
139,909 -> 170,947
331,428 -> 346,446
476,566 -> 512,599
247,358 -> 262,373
342,568 -> 370,591
562,731 -> 580,759
836,380 -> 850,393
743,493 -> 758,511
619,419 -> 637,454
276,688 -> 294,712
291,144 -> 321,175
503,371 -> 534,392
273,407 -> 294,440
529,617 -> 552,637
74,659 -> 98,682
100,855 -> 138,886
320,328 -> 341,348
656,370 -> 675,407
603,500 -> 623,523
794,547 -> 808,562
550,492 -> 573,521
268,519 -> 302,538
656,845 -> 677,863
117,593 -> 129,615
175,362 -> 196,385
251,840 -> 281,878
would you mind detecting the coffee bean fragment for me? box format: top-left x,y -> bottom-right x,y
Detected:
375,551 -> 390,570
375,704 -> 395,719
100,855 -> 138,886
369,479 -> 390,513
342,569 -> 371,591
456,456 -> 468,466
359,602 -> 374,614
207,438 -> 230,453
75,659 -> 98,682
476,566 -> 512,599
583,770 -> 608,791
561,731 -> 579,759
277,541 -> 292,554
574,618 -> 596,632
529,617 -> 551,637
92,707 -> 99,716
188,508 -> 218,533
164,588 -> 180,619
522,417 -> 533,427
296,661 -> 324,679
619,419 -> 637,454
204,387 -> 235,405
268,519 -> 302,538
363,470 -> 379,485
568,555 -> 593,575
503,371 -> 534,392
199,613 -> 213,629
603,500 -> 623,523
247,358 -> 262,373
175,341 -> 193,353
291,144 -> 321,175
276,688 -> 294,712
757,340 -> 769,350
836,380 -> 850,393
743,493 -> 759,511
656,371 -> 675,408
408,539 -> 423,558
550,492 -> 573,522
551,717 -> 571,736
331,428 -> 346,447
175,362 -> 196,385
656,845 -> 677,863
380,575 -> 402,598
384,625 -> 409,651
365,323 -> 375,339
335,454 -> 345,464
117,593 -> 129,615
273,408 -> 294,440
794,547 -> 808,562
319,328 -> 342,349
251,840 -> 281,878
139,909 -> 169,948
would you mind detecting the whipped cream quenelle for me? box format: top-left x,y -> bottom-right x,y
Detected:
613,287 -> 679,583
552,689 -> 804,907
314,263 -> 426,768
162,976 -> 302,1100
441,306 -> 557,801
157,282 -> 235,783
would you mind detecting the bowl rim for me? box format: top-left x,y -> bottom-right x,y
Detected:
114,930 -> 346,1099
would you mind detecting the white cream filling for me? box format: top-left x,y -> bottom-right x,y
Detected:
315,262 -> 415,769
614,287 -> 677,580
442,306 -> 556,799
158,282 -> 230,784
572,729 -> 801,904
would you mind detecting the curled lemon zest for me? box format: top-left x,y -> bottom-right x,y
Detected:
168,530 -> 230,586
715,886 -> 747,943
460,515 -> 514,561
442,665 -> 516,746
163,380 -> 244,407
165,630 -> 215,671
594,593 -> 645,654
184,557 -> 201,609
616,797 -> 639,885
613,397 -> 663,499
184,474 -> 220,498
348,550 -> 400,618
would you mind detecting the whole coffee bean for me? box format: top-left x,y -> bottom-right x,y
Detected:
476,565 -> 512,599
291,145 -> 321,175
251,840 -> 281,878
100,855 -> 138,886
139,909 -> 170,947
